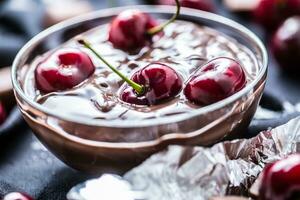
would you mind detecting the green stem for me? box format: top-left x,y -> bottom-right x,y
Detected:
147,0 -> 181,35
78,39 -> 145,95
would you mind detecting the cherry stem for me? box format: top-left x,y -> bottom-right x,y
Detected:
147,0 -> 180,35
78,39 -> 145,95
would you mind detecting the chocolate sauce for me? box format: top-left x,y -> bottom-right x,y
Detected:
22,21 -> 258,120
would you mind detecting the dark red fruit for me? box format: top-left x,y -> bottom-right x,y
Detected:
108,9 -> 159,51
0,102 -> 6,125
184,57 -> 246,106
254,0 -> 300,30
272,16 -> 300,72
159,0 -> 215,12
35,48 -> 95,93
120,63 -> 183,105
3,192 -> 33,200
259,154 -> 300,200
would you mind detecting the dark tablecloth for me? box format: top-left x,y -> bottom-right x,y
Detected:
0,0 -> 299,199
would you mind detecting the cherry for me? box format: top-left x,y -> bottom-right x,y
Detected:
259,154 -> 300,200
108,10 -> 158,50
0,102 -> 6,125
79,39 -> 183,106
254,0 -> 300,30
108,0 -> 180,51
3,192 -> 33,200
272,16 -> 300,72
35,48 -> 95,93
120,63 -> 183,105
159,0 -> 215,12
184,57 -> 246,106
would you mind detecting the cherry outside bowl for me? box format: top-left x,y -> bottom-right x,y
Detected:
12,6 -> 268,173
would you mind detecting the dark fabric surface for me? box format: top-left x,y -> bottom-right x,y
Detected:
248,93 -> 300,137
0,0 -> 44,67
0,0 -> 299,199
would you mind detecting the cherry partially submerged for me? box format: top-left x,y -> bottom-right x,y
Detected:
78,39 -> 182,106
121,63 -> 183,105
108,0 -> 180,51
184,57 -> 246,106
35,48 -> 95,93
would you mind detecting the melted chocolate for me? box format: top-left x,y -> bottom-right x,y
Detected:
22,21 -> 258,120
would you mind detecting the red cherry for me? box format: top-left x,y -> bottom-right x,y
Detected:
159,0 -> 215,12
35,48 -> 95,93
120,63 -> 183,105
108,9 -> 159,51
184,57 -> 246,106
0,102 -> 6,125
3,192 -> 33,200
254,0 -> 300,30
272,16 -> 300,72
259,154 -> 300,200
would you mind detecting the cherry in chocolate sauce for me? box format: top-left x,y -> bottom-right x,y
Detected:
108,9 -> 158,51
0,101 -> 6,125
3,192 -> 33,200
254,0 -> 300,30
35,48 -> 95,93
108,0 -> 180,51
78,39 -> 183,106
184,57 -> 246,106
259,154 -> 300,200
120,63 -> 183,105
272,16 -> 300,72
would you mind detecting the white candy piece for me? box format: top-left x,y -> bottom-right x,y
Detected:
67,174 -> 147,200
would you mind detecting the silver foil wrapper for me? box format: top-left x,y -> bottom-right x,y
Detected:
67,116 -> 300,200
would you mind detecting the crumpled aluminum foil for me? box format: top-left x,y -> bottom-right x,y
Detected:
67,116 -> 300,200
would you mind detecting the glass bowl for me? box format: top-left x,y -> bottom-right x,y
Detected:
12,6 -> 268,172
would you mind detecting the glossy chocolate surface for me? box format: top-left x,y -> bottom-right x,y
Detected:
22,20 -> 258,120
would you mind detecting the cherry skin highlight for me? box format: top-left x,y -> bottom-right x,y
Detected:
35,48 -> 95,93
0,102 -> 6,125
3,192 -> 33,200
259,154 -> 300,200
272,16 -> 300,72
184,57 -> 246,106
254,0 -> 300,30
108,9 -> 159,51
120,63 -> 183,105
159,0 -> 214,12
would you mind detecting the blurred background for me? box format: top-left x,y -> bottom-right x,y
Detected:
0,0 -> 299,199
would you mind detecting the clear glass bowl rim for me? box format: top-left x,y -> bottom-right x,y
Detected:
12,5 -> 268,128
